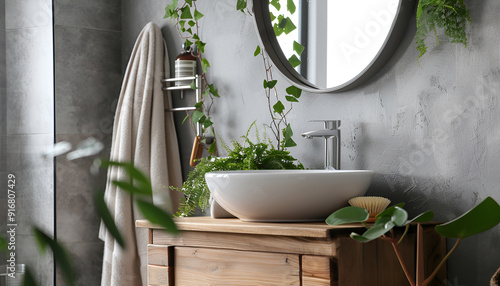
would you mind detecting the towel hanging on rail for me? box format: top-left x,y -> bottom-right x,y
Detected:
99,22 -> 183,286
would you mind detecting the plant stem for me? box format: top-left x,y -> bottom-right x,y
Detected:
398,224 -> 410,245
422,237 -> 462,286
391,240 -> 416,286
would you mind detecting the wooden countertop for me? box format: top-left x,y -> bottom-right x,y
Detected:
136,216 -> 366,238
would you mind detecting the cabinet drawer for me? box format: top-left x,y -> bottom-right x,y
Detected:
148,265 -> 172,286
175,247 -> 300,285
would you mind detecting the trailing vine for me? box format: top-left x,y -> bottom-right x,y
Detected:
416,0 -> 471,58
164,0 -> 218,154
241,0 -> 304,150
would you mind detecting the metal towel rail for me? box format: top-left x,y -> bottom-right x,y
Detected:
162,74 -> 202,136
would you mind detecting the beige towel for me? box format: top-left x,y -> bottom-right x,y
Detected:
99,22 -> 183,286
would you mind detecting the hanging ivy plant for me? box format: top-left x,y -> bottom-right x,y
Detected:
240,0 -> 471,59
164,0 -> 219,154
416,0 -> 471,58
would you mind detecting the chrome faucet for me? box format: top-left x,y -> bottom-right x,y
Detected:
302,120 -> 341,170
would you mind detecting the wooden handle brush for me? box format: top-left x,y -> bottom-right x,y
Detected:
348,196 -> 391,222
189,136 -> 204,167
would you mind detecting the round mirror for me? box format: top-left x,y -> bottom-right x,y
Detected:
253,0 -> 415,92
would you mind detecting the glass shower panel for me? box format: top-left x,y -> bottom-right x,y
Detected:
1,0 -> 54,285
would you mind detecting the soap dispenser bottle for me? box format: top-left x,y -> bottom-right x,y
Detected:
175,44 -> 197,86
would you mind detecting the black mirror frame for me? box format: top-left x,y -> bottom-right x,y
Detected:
252,0 -> 416,93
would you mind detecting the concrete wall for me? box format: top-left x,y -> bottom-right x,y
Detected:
125,0 -> 500,284
53,0 -> 121,284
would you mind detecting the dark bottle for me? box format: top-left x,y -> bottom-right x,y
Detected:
175,44 -> 197,86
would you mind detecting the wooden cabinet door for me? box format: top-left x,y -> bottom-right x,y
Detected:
174,247 -> 301,285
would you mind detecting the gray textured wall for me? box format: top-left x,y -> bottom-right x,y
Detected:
54,0 -> 121,285
125,0 -> 500,284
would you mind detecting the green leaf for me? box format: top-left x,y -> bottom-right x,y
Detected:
136,199 -> 179,235
208,142 -> 217,154
34,228 -> 75,286
188,20 -> 195,27
184,39 -> 193,48
23,269 -> 37,286
180,6 -> 192,19
164,8 -> 176,19
286,85 -> 302,98
101,160 -> 151,188
285,95 -> 298,102
0,236 -> 7,253
112,181 -> 152,196
288,54 -> 301,68
269,12 -> 276,22
263,79 -> 268,89
254,45 -> 261,57
196,40 -> 206,53
406,211 -> 434,224
192,33 -> 200,40
385,206 -> 408,226
436,197 -> 500,239
287,0 -> 296,14
373,205 -> 407,226
194,9 -> 204,21
279,17 -> 296,34
164,0 -> 179,19
194,101 -> 203,109
237,0 -> 247,12
189,80 -> 196,90
352,220 -> 396,243
270,0 -> 281,11
293,41 -> 304,55
178,20 -> 186,28
192,110 -> 205,124
373,215 -> 392,227
282,124 -> 296,148
273,22 -> 284,37
326,206 -> 369,225
185,0 -> 193,5
283,136 -> 297,148
266,80 -> 278,89
201,58 -> 210,73
203,117 -> 213,128
94,191 -> 125,248
208,84 -> 220,97
376,203 -> 405,218
350,232 -> 372,242
273,100 -> 285,114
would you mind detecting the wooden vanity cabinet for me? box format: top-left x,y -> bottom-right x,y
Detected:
136,217 -> 446,286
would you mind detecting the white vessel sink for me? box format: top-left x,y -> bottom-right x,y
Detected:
205,169 -> 374,222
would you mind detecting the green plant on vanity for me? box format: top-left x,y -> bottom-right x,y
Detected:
172,123 -> 304,217
326,197 -> 500,286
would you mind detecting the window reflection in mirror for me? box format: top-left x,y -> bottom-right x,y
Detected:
271,0 -> 399,89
